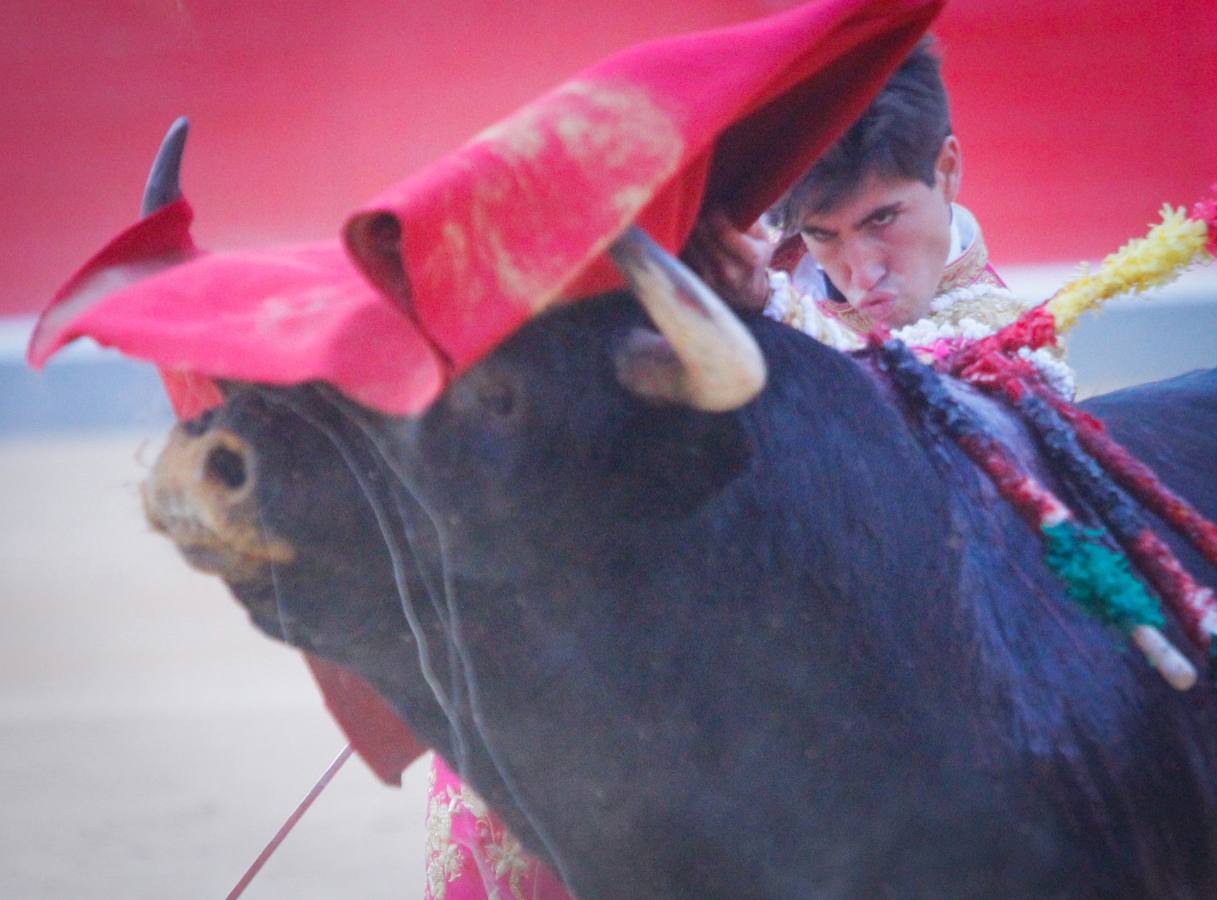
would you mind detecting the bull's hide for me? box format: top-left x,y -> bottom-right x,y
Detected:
149,295 -> 1217,899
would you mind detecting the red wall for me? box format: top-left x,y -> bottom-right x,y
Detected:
936,0 -> 1217,265
4,0 -> 1214,316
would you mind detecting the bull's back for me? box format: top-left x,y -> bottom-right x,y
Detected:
1065,368 -> 1217,894
1082,367 -> 1217,584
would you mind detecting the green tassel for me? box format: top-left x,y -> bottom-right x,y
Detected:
1042,521 -> 1164,630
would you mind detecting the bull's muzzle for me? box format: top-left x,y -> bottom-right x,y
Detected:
142,422 -> 294,583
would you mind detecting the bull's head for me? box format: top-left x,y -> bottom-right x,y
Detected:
134,122 -> 803,894
141,122 -> 769,601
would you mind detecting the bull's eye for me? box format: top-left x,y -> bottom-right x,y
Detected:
206,444 -> 247,491
446,368 -> 523,424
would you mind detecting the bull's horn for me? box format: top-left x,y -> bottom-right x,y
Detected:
141,116 -> 190,216
609,225 -> 766,411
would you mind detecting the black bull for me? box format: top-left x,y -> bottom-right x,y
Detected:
146,292 -> 1217,898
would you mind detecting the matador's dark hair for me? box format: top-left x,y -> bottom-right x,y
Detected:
773,36 -> 952,231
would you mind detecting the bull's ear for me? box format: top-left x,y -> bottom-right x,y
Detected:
604,404 -> 753,519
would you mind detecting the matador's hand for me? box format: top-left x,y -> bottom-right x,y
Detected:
681,209 -> 773,314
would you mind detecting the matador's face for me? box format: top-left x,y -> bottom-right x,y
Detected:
798,136 -> 961,330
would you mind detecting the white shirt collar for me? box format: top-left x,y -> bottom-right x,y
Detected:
948,203 -> 978,265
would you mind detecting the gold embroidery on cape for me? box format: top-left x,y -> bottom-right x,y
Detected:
767,275 -> 864,350
424,763 -> 463,900
937,225 -> 994,294
424,763 -> 535,900
931,291 -> 1032,333
425,79 -> 684,320
819,300 -> 872,337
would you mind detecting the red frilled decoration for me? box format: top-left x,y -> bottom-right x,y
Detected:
28,0 -> 944,784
